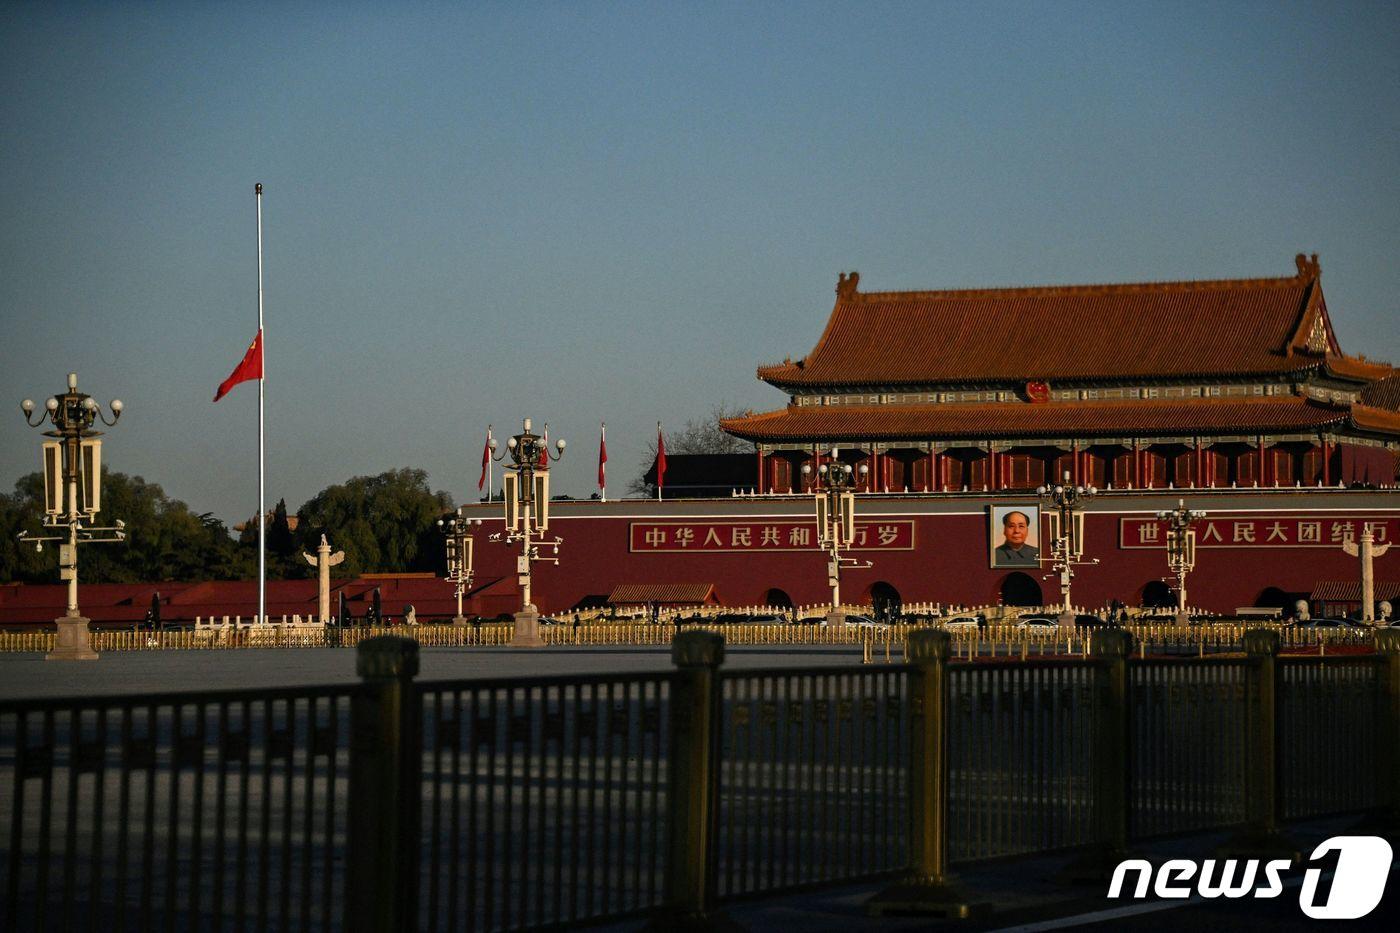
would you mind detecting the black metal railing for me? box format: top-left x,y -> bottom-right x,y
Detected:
717,667 -> 908,898
2,629 -> 1397,931
1,686 -> 354,933
416,673 -> 671,933
948,661 -> 1097,862
1279,656 -> 1380,819
1129,659 -> 1249,837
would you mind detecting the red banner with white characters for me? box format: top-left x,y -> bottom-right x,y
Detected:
630,520 -> 915,553
1120,516 -> 1399,549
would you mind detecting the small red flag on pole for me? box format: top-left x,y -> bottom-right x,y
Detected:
598,422 -> 607,499
213,329 -> 263,402
478,425 -> 492,491
655,422 -> 667,501
538,425 -> 549,469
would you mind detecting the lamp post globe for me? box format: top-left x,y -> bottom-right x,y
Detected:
1037,470 -> 1097,626
18,372 -> 128,660
808,446 -> 874,626
489,417 -> 566,646
1158,498 -> 1206,625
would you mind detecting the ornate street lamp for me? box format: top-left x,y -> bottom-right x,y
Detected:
802,447 -> 871,626
1156,499 -> 1207,625
1036,470 -> 1098,626
487,418 -> 565,646
437,515 -> 483,624
18,372 -> 127,660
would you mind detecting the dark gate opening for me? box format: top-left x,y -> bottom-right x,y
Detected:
869,582 -> 901,620
999,572 -> 1043,607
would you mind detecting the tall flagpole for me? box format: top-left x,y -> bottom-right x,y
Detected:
255,183 -> 266,626
600,421 -> 606,503
488,425 -> 494,502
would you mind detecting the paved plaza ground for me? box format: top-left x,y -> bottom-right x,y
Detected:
0,644 -> 870,700
600,816 -> 1400,932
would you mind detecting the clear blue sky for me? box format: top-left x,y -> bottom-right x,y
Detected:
3,2 -> 1397,523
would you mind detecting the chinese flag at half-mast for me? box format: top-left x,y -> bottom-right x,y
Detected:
655,423 -> 667,489
478,425 -> 492,490
213,329 -> 263,402
598,422 -> 607,489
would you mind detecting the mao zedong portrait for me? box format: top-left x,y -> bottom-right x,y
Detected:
995,510 -> 1038,566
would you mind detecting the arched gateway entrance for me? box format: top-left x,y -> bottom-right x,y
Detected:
999,572 -> 1043,607
764,588 -> 794,610
869,582 -> 902,620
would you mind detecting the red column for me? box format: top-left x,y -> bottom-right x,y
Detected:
1132,446 -> 1141,488
756,449 -> 765,494
1322,439 -> 1331,485
988,449 -> 998,491
1071,443 -> 1081,486
1258,437 -> 1268,486
1194,441 -> 1204,489
812,449 -> 822,490
929,450 -> 939,492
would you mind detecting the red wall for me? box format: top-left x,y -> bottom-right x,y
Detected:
461,490 -> 1400,615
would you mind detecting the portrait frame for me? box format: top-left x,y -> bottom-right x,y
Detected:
989,504 -> 1041,569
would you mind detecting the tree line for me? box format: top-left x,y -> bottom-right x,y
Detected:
0,408 -> 750,585
0,467 -> 454,584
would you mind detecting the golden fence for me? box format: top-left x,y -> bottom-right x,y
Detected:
0,616 -> 1382,655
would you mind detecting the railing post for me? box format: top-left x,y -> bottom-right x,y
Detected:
653,630 -> 726,930
1220,628 -> 1299,861
346,636 -> 422,933
869,629 -> 985,917
1370,629 -> 1400,839
1058,627 -> 1134,882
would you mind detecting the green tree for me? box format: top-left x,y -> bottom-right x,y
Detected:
0,470 -> 254,583
0,474 -> 50,583
293,468 -> 454,577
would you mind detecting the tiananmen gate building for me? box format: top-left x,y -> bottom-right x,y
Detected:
457,254 -> 1400,619
721,254 -> 1398,493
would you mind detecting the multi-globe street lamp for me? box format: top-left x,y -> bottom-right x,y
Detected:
1155,499 -> 1207,625
488,418 -> 565,646
801,448 -> 871,626
1036,470 -> 1098,626
437,515 -> 483,624
18,372 -> 128,660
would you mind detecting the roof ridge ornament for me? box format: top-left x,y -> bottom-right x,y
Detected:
1295,252 -> 1320,279
836,271 -> 860,299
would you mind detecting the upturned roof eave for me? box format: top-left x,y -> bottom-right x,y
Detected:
720,399 -> 1358,444
757,360 -> 1326,393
